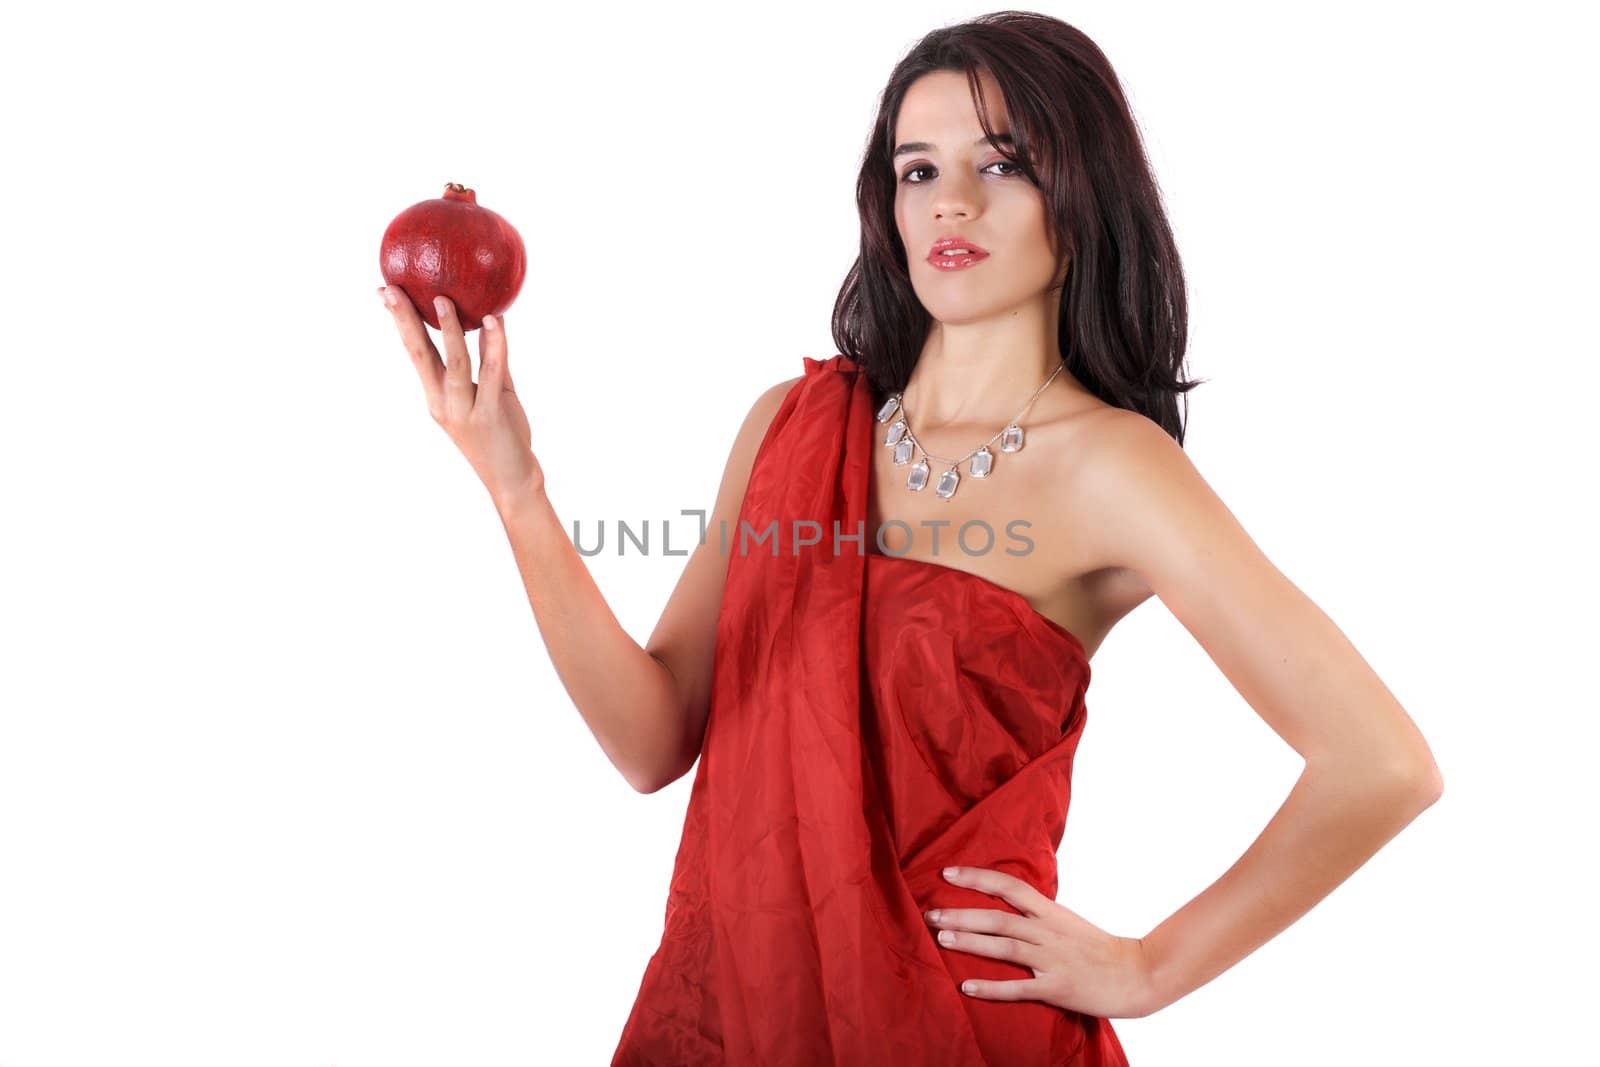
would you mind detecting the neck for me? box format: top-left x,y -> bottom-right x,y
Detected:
901,309 -> 1066,431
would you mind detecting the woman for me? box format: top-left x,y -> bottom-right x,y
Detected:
378,11 -> 1443,1065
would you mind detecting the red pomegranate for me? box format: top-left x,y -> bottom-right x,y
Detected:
379,182 -> 526,331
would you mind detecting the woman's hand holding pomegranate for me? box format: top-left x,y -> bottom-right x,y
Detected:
380,285 -> 544,508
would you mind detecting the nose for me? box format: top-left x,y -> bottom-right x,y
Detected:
931,170 -> 980,222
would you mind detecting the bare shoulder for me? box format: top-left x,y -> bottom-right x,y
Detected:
718,373 -> 806,497
1065,405 -> 1236,592
1068,405 -> 1192,492
751,373 -> 805,422
1030,402 -> 1179,611
732,374 -> 805,456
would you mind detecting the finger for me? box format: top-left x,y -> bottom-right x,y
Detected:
380,285 -> 446,414
476,313 -> 508,407
500,315 -> 517,392
935,928 -> 1043,969
943,866 -> 1050,917
435,295 -> 476,420
958,976 -> 1053,1002
927,908 -> 1044,946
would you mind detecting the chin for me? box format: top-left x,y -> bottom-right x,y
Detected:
919,293 -> 1015,325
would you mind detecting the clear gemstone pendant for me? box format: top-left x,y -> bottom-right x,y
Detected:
882,360 -> 1063,497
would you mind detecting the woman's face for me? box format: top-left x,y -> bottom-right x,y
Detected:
892,69 -> 1066,325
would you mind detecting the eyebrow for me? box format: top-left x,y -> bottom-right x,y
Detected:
892,132 -> 1015,159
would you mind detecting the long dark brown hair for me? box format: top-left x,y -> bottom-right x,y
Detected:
831,10 -> 1203,445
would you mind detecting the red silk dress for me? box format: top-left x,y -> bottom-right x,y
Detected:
611,354 -> 1129,1066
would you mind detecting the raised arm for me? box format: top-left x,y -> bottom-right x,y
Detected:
379,280 -> 800,793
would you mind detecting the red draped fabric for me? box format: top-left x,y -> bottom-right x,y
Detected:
612,354 -> 1129,1066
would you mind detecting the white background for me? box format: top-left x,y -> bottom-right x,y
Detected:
2,0 -> 1594,1063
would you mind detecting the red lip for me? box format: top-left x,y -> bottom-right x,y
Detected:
928,235 -> 985,271
928,236 -> 989,258
926,236 -> 990,270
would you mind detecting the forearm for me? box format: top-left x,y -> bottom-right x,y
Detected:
493,481 -> 688,793
1138,759 -> 1441,1015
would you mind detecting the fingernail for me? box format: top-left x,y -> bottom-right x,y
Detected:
434,296 -> 448,315
938,930 -> 954,945
483,314 -> 497,331
943,867 -> 960,880
925,909 -> 941,923
378,286 -> 397,307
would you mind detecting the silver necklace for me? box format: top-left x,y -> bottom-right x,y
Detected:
875,360 -> 1066,500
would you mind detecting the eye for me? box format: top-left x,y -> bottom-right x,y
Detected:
899,159 -> 1023,184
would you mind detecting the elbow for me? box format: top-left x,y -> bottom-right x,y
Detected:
628,759 -> 671,795
618,745 -> 673,795
632,704 -> 707,795
632,767 -> 673,795
1388,755 -> 1444,809
630,753 -> 693,796
1315,751 -> 1444,809
1412,761 -> 1444,806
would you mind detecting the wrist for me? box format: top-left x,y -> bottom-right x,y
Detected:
492,476 -> 549,519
